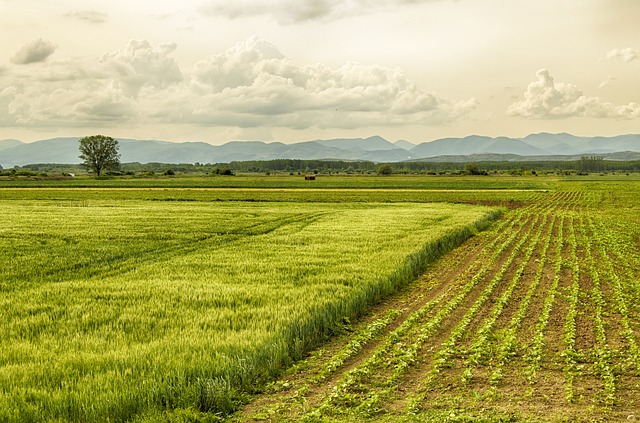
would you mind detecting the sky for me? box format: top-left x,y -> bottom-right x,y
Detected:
1,0 -> 639,145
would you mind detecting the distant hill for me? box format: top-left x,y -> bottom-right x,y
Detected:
0,139 -> 25,152
409,136 -> 548,157
521,133 -> 640,155
0,136 -> 412,167
393,139 -> 416,150
1,133 -> 639,167
411,151 -> 640,163
311,135 -> 399,151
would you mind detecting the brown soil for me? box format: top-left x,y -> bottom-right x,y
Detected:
232,192 -> 638,423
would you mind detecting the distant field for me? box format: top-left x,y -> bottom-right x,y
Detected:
0,174 -> 558,207
0,192 -> 498,422
0,174 -> 553,190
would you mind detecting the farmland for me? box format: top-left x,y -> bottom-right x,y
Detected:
0,182 -> 499,422
0,174 -> 638,422
234,177 -> 640,422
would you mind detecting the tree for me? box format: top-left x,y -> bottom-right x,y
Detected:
79,135 -> 120,176
377,164 -> 393,175
464,162 -> 481,175
579,156 -> 604,173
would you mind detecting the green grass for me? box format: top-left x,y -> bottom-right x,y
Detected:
0,187 -> 543,205
0,173 -> 554,190
0,173 -> 551,205
0,195 -> 499,422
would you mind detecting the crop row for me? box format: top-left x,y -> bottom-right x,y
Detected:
407,210 -> 549,411
306,205 -> 540,417
238,186 -> 640,422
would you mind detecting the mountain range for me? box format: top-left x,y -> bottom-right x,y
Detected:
1,133 -> 640,168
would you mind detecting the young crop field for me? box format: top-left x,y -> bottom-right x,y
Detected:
0,192 -> 499,422
234,179 -> 640,422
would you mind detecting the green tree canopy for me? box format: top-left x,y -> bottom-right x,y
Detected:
579,156 -> 604,173
464,162 -> 481,175
377,164 -> 393,175
79,135 -> 120,176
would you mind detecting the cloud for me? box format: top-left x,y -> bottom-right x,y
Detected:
192,37 -> 285,92
200,0 -> 435,23
185,37 -> 475,128
598,76 -> 617,89
0,86 -> 19,125
8,81 -> 137,126
0,37 -> 474,131
508,69 -> 640,119
605,47 -> 639,63
100,40 -> 183,97
2,40 -> 178,126
65,11 -> 108,24
11,39 -> 57,64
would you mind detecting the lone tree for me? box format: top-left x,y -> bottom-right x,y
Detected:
79,135 -> 120,176
464,162 -> 481,175
377,164 -> 393,175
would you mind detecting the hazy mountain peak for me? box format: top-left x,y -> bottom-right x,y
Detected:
310,136 -> 400,152
1,133 -> 639,167
393,139 -> 415,150
0,139 -> 25,152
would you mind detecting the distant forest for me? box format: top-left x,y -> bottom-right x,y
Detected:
224,156 -> 640,174
5,156 -> 640,177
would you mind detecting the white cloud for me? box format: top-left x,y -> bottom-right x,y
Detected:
192,37 -> 285,92
65,11 -> 108,24
6,78 -> 137,126
508,69 -> 640,119
185,37 -> 475,128
0,37 -> 474,131
200,0 -> 435,23
100,40 -> 183,97
11,39 -> 57,64
606,47 -> 639,63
